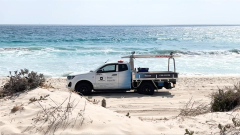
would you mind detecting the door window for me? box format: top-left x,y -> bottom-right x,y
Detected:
119,64 -> 128,72
100,64 -> 116,73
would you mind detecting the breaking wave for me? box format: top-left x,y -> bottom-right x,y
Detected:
148,49 -> 240,55
0,47 -> 239,56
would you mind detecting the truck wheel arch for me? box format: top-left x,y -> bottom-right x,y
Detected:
75,80 -> 94,90
139,80 -> 155,95
140,80 -> 156,86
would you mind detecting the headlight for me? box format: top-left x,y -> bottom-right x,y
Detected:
67,76 -> 75,80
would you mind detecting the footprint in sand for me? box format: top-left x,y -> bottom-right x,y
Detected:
0,121 -> 5,126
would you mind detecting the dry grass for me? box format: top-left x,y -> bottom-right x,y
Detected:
29,94 -> 50,103
40,83 -> 54,89
85,98 -> 100,104
218,114 -> 240,135
23,91 -> 89,135
178,97 -> 210,117
11,104 -> 24,113
68,89 -> 79,94
70,89 -> 99,104
138,117 -> 168,122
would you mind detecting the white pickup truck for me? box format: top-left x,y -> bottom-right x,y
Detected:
67,52 -> 180,95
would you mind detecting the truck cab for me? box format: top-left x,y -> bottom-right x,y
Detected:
67,52 -> 180,95
67,61 -> 132,95
94,62 -> 132,90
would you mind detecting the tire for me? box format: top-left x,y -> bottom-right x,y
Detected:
75,83 -> 92,95
137,87 -> 144,94
139,82 -> 154,95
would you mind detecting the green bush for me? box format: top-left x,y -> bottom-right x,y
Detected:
2,69 -> 45,96
211,83 -> 240,112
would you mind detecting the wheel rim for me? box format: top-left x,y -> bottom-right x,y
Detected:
143,85 -> 151,92
80,86 -> 88,92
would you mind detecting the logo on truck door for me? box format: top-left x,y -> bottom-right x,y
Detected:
99,77 -> 105,81
98,76 -> 116,82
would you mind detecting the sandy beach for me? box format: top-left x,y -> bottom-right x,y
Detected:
1,75 -> 240,134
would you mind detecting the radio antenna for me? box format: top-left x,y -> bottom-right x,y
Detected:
105,59 -> 109,63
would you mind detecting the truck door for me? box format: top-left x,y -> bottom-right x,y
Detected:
95,64 -> 119,89
118,64 -> 131,89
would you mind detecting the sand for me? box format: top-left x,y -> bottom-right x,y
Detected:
0,76 -> 240,134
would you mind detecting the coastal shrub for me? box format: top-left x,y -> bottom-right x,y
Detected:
211,82 -> 240,112
2,69 -> 45,96
178,97 -> 210,116
184,129 -> 194,135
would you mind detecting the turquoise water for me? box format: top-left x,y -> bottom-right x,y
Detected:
0,25 -> 240,77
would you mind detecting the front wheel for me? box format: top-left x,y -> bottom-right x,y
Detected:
75,83 -> 92,95
140,82 -> 155,95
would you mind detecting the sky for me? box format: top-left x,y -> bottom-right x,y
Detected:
0,0 -> 240,25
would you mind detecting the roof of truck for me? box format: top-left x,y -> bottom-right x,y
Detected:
105,61 -> 129,64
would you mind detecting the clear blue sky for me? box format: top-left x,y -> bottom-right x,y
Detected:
0,0 -> 240,25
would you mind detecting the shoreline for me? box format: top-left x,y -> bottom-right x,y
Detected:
1,74 -> 240,78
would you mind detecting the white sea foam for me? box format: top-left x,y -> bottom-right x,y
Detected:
0,46 -> 239,77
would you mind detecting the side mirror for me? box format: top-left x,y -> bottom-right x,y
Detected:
97,69 -> 103,73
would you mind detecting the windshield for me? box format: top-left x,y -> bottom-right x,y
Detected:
90,64 -> 104,72
91,63 -> 118,72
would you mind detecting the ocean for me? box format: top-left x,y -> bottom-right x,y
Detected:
0,25 -> 239,77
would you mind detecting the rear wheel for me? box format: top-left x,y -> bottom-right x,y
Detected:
75,83 -> 92,95
140,82 -> 155,95
137,87 -> 144,94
